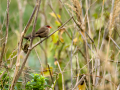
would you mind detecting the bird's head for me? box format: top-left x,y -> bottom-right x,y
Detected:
46,25 -> 52,28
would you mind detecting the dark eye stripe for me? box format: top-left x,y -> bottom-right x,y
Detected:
46,25 -> 50,28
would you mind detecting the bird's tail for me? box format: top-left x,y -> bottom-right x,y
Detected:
24,33 -> 39,40
24,34 -> 31,40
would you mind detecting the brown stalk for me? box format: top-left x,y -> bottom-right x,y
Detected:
108,60 -> 120,63
110,36 -> 120,50
10,0 -> 41,89
77,48 -> 87,61
48,64 -> 54,84
0,0 -> 9,66
29,0 -> 41,47
41,0 -> 48,66
11,3 -> 38,88
0,70 -> 6,80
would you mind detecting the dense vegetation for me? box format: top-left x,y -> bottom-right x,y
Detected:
0,0 -> 120,90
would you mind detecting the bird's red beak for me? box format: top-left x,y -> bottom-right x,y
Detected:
49,26 -> 52,28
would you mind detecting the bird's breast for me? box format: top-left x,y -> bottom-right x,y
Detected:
48,28 -> 50,33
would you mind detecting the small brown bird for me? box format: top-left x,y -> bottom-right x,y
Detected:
24,25 -> 52,40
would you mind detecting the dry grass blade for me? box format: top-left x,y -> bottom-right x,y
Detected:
72,0 -> 82,25
109,0 -> 120,35
112,0 -> 120,25
110,36 -> 120,50
0,0 -> 9,66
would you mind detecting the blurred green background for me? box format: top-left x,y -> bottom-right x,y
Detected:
0,0 -> 120,90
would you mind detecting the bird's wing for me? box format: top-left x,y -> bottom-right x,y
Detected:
36,27 -> 47,34
39,31 -> 47,36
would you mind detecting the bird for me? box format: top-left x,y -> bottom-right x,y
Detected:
24,25 -> 52,40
